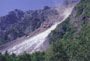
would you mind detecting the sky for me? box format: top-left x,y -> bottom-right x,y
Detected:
0,0 -> 64,16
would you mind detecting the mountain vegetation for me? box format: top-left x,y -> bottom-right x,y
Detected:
0,0 -> 90,61
0,7 -> 58,45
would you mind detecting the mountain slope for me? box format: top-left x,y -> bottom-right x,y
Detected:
45,0 -> 90,61
0,7 -> 58,45
0,0 -> 90,61
0,2 -> 77,55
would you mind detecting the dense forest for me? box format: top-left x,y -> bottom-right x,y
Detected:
0,0 -> 90,61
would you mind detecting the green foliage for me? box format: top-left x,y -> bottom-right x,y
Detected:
45,22 -> 90,61
75,0 -> 90,16
45,40 -> 69,61
45,0 -> 90,60
31,52 -> 45,61
0,52 -> 45,61
16,53 -> 31,61
49,19 -> 71,43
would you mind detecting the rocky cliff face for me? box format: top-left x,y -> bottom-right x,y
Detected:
0,0 -> 78,55
0,7 -> 59,45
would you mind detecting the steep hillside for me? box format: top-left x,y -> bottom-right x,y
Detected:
0,0 -> 90,61
48,0 -> 90,42
0,7 -> 58,45
45,0 -> 90,61
0,1 -> 76,55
